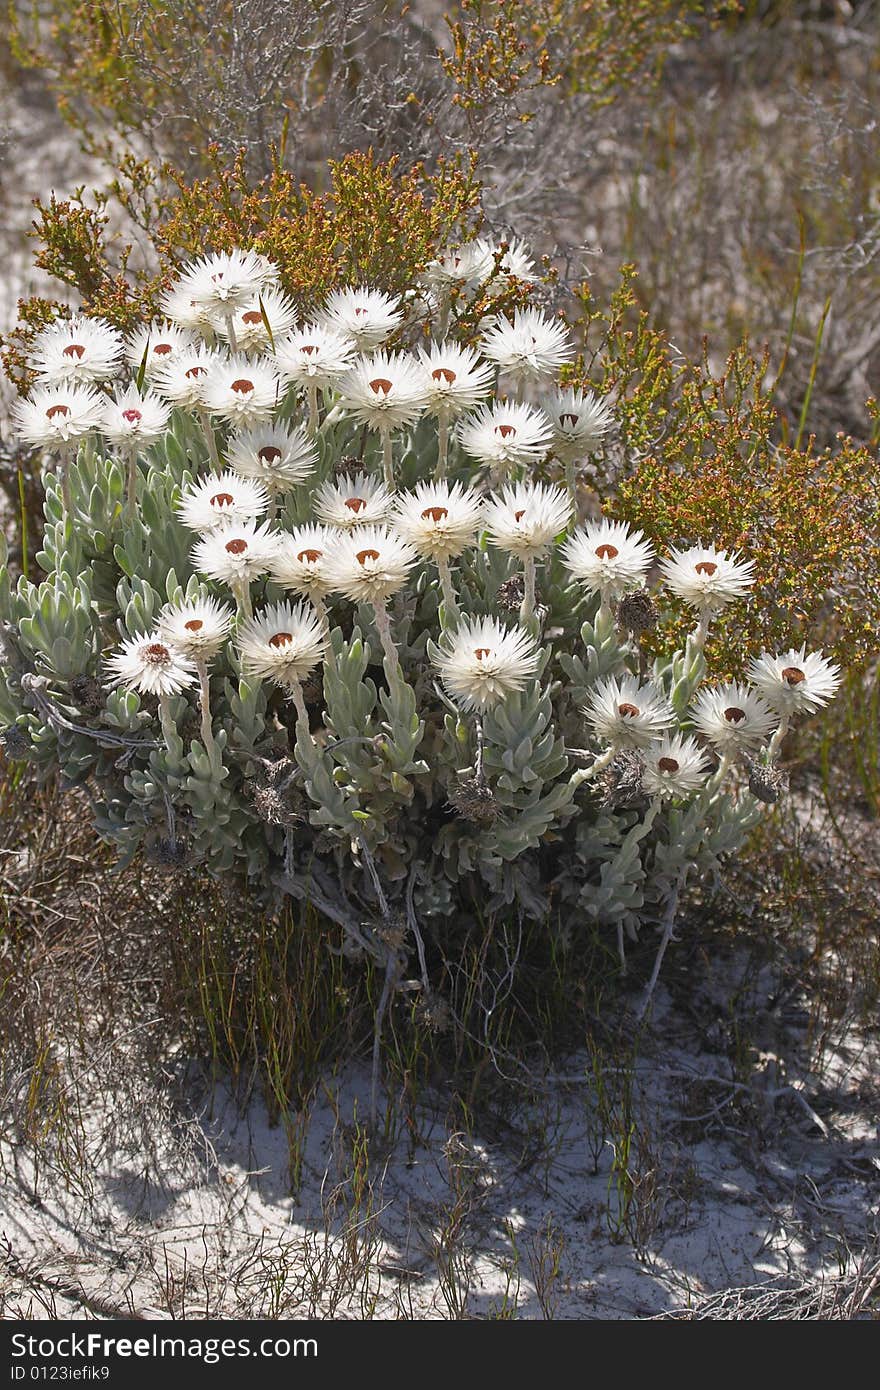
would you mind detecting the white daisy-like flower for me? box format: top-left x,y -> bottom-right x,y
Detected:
236,599 -> 327,690
319,286 -> 403,350
560,520 -> 654,598
690,682 -> 779,754
337,351 -> 426,432
12,383 -> 105,448
104,633 -> 197,698
125,320 -> 197,378
177,469 -> 269,533
472,234 -> 537,284
585,674 -> 675,750
746,647 -> 841,717
201,353 -> 282,426
158,595 -> 234,659
322,524 -> 418,604
274,323 -> 356,388
660,544 -> 755,614
417,342 -> 495,418
172,249 -> 276,316
432,616 -> 540,712
421,244 -> 486,291
391,481 -> 483,561
151,344 -> 220,408
643,734 -> 711,799
100,384 -> 171,448
481,481 -> 573,559
312,471 -> 394,529
191,521 -> 281,586
545,387 -> 615,461
479,308 -> 573,385
159,284 -> 221,335
457,401 -> 552,473
225,423 -> 317,491
217,287 -> 298,353
29,315 -> 123,386
270,524 -> 337,600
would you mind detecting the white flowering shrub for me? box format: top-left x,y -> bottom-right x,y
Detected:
0,242 -> 842,1010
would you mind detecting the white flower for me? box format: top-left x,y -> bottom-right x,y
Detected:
432,616 -> 540,712
337,351 -> 426,432
479,308 -> 573,385
312,471 -> 394,529
191,521 -> 281,586
417,342 -> 495,418
29,315 -> 123,386
472,234 -> 537,284
391,481 -> 483,561
690,682 -> 779,754
125,320 -> 197,378
421,244 -> 487,291
660,544 -> 755,614
746,647 -> 841,717
322,525 -> 418,604
177,469 -> 269,532
225,423 -> 317,491
100,384 -> 171,448
481,481 -> 573,559
585,674 -> 675,750
201,353 -> 282,426
12,384 -> 105,447
545,387 -> 614,461
218,287 -> 298,353
236,599 -> 327,690
105,633 -> 197,698
158,595 -> 234,659
274,323 -> 356,387
270,524 -> 338,600
172,249 -> 277,316
151,345 -> 221,408
643,734 -> 711,799
319,286 -> 403,350
457,401 -> 552,473
560,520 -> 654,598
159,285 -> 221,335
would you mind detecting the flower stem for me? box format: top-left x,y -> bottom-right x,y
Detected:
288,677 -> 312,742
380,425 -> 394,487
519,556 -> 537,623
231,578 -> 253,620
435,412 -> 449,480
223,311 -> 239,354
307,382 -> 320,435
157,693 -> 181,755
125,446 -> 140,518
635,863 -> 688,1021
372,600 -> 400,676
569,743 -> 617,789
768,714 -> 791,761
197,408 -> 221,470
436,556 -> 459,626
196,658 -> 219,759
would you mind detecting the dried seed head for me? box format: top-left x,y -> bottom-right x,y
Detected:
496,573 -> 526,612
599,749 -> 647,811
375,912 -> 407,949
449,774 -> 501,825
69,674 -> 104,713
744,756 -> 789,805
616,589 -> 657,637
146,836 -> 191,869
417,990 -> 451,1033
1,724 -> 30,760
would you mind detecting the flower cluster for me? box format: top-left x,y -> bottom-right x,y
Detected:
1,242 -> 842,996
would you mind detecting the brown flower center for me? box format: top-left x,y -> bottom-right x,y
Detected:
369,377 -> 393,396
230,378 -> 254,394
297,548 -> 322,564
595,543 -> 619,560
354,307 -> 368,317
268,631 -> 293,648
560,412 -> 579,429
225,538 -> 248,555
45,404 -> 71,419
474,648 -> 491,661
694,560 -> 718,577
421,506 -> 449,522
258,445 -> 282,463
152,342 -> 173,356
344,497 -> 366,514
121,408 -> 142,424
301,344 -> 317,356
514,509 -> 527,522
143,642 -> 171,664
185,365 -> 206,379
724,706 -> 746,723
658,756 -> 680,773
356,548 -> 380,564
431,367 -> 457,385
62,343 -> 85,360
210,492 -> 235,508
782,666 -> 806,686
494,423 -> 516,439
618,702 -> 640,718
241,310 -> 263,325
184,619 -> 204,632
